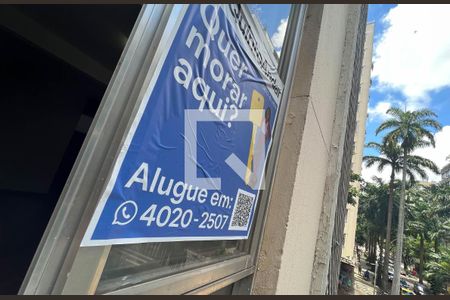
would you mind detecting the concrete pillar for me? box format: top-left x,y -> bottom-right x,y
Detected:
251,4 -> 366,295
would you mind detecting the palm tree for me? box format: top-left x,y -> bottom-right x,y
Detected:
376,107 -> 442,295
406,186 -> 435,284
426,248 -> 450,294
419,183 -> 450,294
403,182 -> 450,286
427,183 -> 450,253
363,140 -> 401,291
363,139 -> 439,291
357,177 -> 389,265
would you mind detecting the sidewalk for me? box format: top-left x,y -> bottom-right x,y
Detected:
354,271 -> 381,295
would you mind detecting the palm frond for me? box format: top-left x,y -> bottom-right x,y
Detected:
408,155 -> 440,175
420,119 -> 442,131
376,119 -> 400,135
366,142 -> 383,152
386,107 -> 404,119
414,108 -> 438,119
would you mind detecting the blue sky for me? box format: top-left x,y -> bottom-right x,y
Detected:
363,4 -> 450,182
249,4 -> 291,54
252,4 -> 450,183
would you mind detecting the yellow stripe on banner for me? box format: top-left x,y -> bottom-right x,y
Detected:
245,90 -> 264,186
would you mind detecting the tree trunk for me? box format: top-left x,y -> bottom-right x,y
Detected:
377,239 -> 384,287
368,234 -> 376,263
434,238 -> 439,254
419,235 -> 425,284
383,169 -> 395,292
392,148 -> 407,295
402,252 -> 408,274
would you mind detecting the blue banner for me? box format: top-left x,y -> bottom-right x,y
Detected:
82,4 -> 283,246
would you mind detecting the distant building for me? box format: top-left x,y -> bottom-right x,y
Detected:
341,23 -> 374,265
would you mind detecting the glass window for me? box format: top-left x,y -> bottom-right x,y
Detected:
97,240 -> 245,293
0,5 -> 140,295
93,4 -> 295,294
97,174 -> 275,293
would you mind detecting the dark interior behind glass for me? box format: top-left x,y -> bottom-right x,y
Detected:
0,5 -> 140,294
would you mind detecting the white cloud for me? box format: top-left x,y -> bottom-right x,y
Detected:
367,101 -> 392,122
372,5 -> 450,107
271,18 -> 288,50
362,126 -> 450,183
367,95 -> 410,123
413,125 -> 450,182
362,160 -> 392,183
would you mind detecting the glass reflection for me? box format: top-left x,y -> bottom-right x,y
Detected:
97,240 -> 244,293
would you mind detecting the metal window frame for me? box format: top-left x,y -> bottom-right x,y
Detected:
19,4 -> 306,295
19,4 -> 173,294
105,255 -> 254,295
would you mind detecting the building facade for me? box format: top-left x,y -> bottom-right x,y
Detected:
0,4 -> 368,295
341,23 -> 375,264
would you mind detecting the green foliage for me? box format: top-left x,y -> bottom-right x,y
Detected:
359,107 -> 443,293
355,220 -> 366,247
364,139 -> 440,183
402,235 -> 417,272
375,107 -> 442,294
347,173 -> 363,206
364,139 -> 402,177
376,107 -> 442,153
403,182 -> 450,290
407,183 -> 450,242
426,248 -> 450,294
359,179 -> 389,235
428,275 -> 446,295
355,178 -> 396,257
